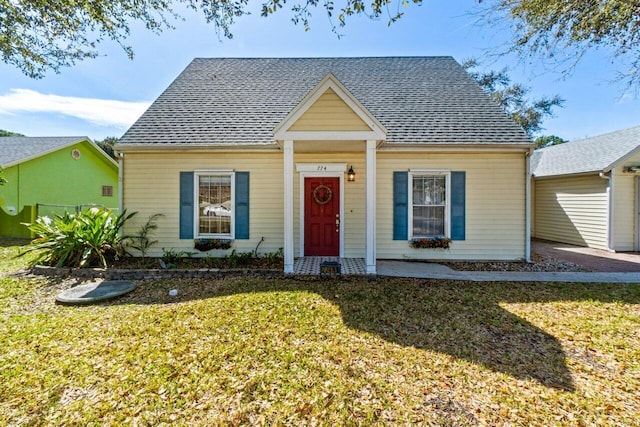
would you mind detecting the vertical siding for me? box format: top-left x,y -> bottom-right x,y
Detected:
293,153 -> 366,258
289,89 -> 372,131
122,152 -> 284,257
612,151 -> 640,251
534,175 -> 608,249
377,152 -> 526,260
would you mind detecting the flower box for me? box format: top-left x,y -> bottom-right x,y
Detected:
410,237 -> 452,250
194,238 -> 233,251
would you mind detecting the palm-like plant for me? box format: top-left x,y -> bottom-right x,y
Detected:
21,207 -> 136,268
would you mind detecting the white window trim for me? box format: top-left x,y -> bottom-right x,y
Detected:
194,170 -> 235,239
408,170 -> 451,239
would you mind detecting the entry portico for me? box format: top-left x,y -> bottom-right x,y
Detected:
274,73 -> 386,274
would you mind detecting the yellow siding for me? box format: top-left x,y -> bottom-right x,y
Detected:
612,152 -> 640,251
289,89 -> 372,131
122,152 -> 284,257
377,152 -> 526,260
293,153 -> 366,258
534,175 -> 608,249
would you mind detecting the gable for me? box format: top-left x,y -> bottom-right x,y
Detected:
288,88 -> 372,132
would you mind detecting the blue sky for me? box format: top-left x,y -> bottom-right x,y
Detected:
0,1 -> 638,141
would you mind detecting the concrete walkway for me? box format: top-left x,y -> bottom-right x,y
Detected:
377,260 -> 640,283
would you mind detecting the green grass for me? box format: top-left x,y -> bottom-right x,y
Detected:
1,238 -> 639,425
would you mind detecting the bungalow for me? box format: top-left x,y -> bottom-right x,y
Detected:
115,57 -> 534,273
0,136 -> 119,238
531,125 -> 640,251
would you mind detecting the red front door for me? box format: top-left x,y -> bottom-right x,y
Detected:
304,177 -> 340,256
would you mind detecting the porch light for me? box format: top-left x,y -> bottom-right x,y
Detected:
347,165 -> 356,182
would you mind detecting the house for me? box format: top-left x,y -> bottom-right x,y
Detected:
0,136 -> 119,238
115,57 -> 534,273
531,125 -> 640,252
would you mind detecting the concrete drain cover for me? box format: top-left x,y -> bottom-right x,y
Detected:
56,280 -> 137,305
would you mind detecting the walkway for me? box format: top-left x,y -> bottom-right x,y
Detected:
376,261 -> 640,283
532,239 -> 640,272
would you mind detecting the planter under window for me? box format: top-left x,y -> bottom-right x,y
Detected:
410,237 -> 451,250
194,238 -> 233,251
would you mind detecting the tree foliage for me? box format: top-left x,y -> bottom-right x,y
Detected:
463,58 -> 564,138
483,0 -> 640,89
95,136 -> 119,160
0,0 -> 419,78
0,129 -> 25,137
533,134 -> 566,149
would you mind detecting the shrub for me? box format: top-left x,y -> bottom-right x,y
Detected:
129,213 -> 163,259
21,208 -> 136,268
194,238 -> 232,251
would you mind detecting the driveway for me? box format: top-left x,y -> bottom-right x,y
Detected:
532,239 -> 640,272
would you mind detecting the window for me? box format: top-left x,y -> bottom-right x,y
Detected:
102,185 -> 113,197
196,173 -> 234,237
410,172 -> 450,238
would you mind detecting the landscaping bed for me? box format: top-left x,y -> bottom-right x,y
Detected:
443,251 -> 591,272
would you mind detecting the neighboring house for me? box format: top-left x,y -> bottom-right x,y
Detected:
0,136 -> 119,237
531,125 -> 640,251
115,57 -> 533,273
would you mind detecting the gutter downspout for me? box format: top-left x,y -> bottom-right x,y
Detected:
525,149 -> 532,262
117,152 -> 124,216
599,171 -> 614,251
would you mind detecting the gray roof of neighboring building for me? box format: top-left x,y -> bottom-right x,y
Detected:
0,136 -> 91,167
531,125 -> 640,177
119,57 -> 532,146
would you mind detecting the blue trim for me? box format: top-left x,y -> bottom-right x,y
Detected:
450,171 -> 466,241
393,171 -> 409,240
179,172 -> 194,239
235,172 -> 250,239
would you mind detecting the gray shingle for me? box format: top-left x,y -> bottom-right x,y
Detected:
0,136 -> 90,167
119,57 -> 531,146
531,125 -> 640,177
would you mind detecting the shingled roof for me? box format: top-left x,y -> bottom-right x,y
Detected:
118,57 -> 532,146
531,125 -> 640,177
0,136 -> 91,167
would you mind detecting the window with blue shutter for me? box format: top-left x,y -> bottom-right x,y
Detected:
396,170 -> 466,242
183,171 -> 250,240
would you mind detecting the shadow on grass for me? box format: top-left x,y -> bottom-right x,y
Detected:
89,277 -> 640,391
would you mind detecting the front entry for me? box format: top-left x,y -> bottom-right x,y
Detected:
304,177 -> 340,256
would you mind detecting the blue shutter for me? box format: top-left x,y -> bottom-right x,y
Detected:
179,172 -> 194,239
393,171 -> 409,240
235,172 -> 250,239
451,171 -> 466,241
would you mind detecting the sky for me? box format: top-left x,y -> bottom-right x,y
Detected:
0,1 -> 638,142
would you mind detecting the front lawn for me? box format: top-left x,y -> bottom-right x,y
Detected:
1,239 -> 638,425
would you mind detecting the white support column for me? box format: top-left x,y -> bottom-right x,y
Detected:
284,140 -> 295,273
365,140 -> 377,274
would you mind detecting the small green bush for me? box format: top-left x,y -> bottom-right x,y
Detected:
21,208 -> 136,268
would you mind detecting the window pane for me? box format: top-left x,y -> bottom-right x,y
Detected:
199,175 -> 232,235
412,206 -> 445,236
413,175 -> 445,205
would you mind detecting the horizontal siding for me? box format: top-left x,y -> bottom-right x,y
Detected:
289,89 -> 371,131
377,152 -> 526,261
534,175 -> 608,249
612,155 -> 639,251
123,152 -> 284,257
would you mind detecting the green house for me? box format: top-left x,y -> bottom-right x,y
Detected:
0,136 -> 119,238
